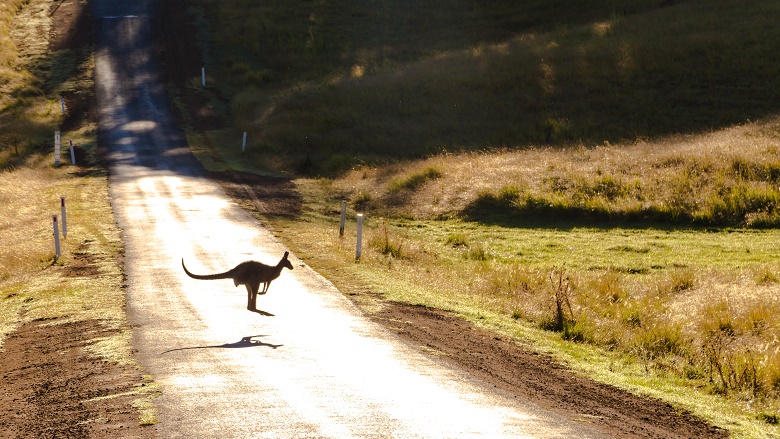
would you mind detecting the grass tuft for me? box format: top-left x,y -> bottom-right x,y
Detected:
387,167 -> 442,193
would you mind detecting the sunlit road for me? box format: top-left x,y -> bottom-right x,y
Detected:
93,1 -> 608,437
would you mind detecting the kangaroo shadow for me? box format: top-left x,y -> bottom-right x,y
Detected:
161,335 -> 283,354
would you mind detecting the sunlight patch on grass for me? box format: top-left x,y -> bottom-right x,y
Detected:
132,375 -> 161,426
84,328 -> 136,367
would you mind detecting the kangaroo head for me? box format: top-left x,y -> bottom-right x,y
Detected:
281,251 -> 293,270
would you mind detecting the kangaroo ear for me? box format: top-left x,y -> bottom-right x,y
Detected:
283,251 -> 289,259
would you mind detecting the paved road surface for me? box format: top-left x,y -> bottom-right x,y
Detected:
93,1 -> 608,437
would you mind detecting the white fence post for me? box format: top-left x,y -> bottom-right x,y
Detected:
53,215 -> 61,259
60,197 -> 67,238
54,131 -> 61,167
202,67 -> 206,87
69,140 -> 76,165
60,96 -> 65,115
356,213 -> 363,261
242,132 -> 247,152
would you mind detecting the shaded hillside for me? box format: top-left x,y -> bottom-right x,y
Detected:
180,0 -> 780,175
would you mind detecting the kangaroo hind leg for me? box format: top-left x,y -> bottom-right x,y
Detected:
245,284 -> 257,311
247,282 -> 274,316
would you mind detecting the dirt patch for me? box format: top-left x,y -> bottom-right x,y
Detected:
369,301 -> 728,438
0,319 -> 156,439
61,251 -> 101,277
62,241 -> 102,278
209,170 -> 302,219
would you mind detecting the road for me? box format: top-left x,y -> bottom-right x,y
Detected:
93,1 -> 608,437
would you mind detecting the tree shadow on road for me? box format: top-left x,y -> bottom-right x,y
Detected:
161,335 -> 282,354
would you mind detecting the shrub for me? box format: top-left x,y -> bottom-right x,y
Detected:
633,321 -> 685,362
540,270 -> 576,333
584,176 -> 626,201
369,222 -> 406,259
465,242 -> 488,261
445,232 -> 468,247
497,185 -> 521,204
388,167 -> 443,193
730,158 -> 780,183
588,271 -> 627,306
702,332 -> 760,395
754,266 -> 779,284
658,268 -> 695,294
353,191 -> 372,209
706,184 -> 780,225
757,413 -> 779,425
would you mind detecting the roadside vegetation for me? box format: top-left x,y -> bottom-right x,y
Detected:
172,0 -> 780,437
0,0 -> 158,424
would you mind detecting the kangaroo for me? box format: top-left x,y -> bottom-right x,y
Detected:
181,251 -> 293,316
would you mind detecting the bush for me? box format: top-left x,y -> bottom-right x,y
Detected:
388,167 -> 443,193
633,322 -> 685,362
445,232 -> 468,247
465,242 -> 488,261
706,184 -> 780,225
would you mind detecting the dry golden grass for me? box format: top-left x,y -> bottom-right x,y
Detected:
335,117 -> 780,227
0,1 -> 160,424
0,0 -> 27,69
0,0 -> 63,167
0,0 -> 125,357
0,154 -> 124,334
0,168 -> 54,277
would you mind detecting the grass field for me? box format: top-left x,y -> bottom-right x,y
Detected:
173,0 -> 780,436
4,0 -> 779,435
266,205 -> 780,437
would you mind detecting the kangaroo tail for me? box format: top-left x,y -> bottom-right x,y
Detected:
181,259 -> 234,280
